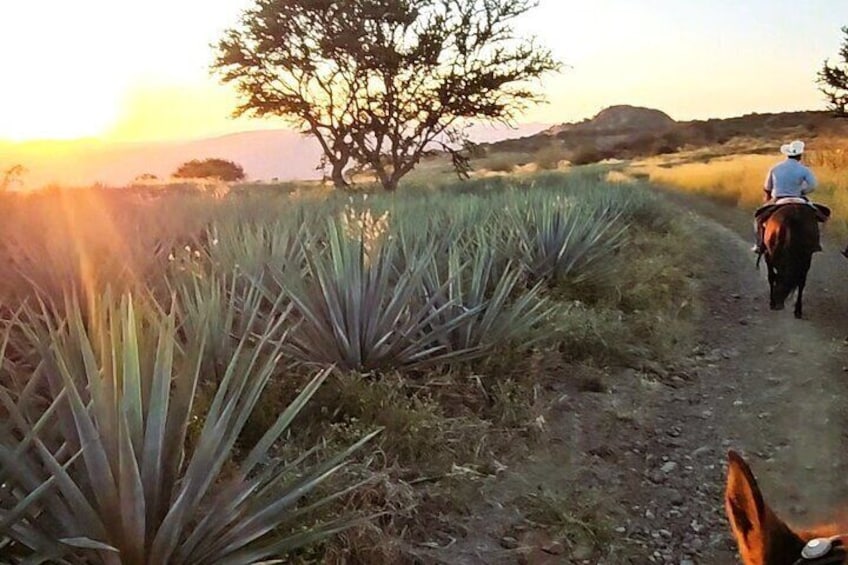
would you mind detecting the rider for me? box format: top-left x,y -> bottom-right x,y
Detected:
752,139 -> 818,253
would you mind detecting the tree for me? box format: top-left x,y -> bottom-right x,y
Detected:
818,26 -> 848,117
213,0 -> 560,191
1,164 -> 26,191
173,158 -> 246,181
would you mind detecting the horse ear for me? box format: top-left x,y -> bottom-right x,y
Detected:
725,450 -> 805,564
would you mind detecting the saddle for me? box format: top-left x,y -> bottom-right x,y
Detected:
755,197 -> 831,223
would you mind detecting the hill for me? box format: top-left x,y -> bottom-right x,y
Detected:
481,106 -> 848,165
545,105 -> 675,136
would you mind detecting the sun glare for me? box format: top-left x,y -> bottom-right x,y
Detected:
0,2 -> 128,142
1,95 -> 120,142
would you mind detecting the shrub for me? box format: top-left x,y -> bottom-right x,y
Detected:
173,158 -> 246,182
569,145 -> 607,166
267,220 -> 548,371
484,154 -> 518,173
533,144 -> 566,170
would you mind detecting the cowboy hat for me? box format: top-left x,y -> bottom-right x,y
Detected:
780,140 -> 805,157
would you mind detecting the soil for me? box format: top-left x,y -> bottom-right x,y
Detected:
409,193 -> 848,564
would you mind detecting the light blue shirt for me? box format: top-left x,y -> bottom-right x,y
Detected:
764,158 -> 817,199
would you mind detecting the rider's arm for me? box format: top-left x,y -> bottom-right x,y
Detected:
801,167 -> 818,194
763,169 -> 774,199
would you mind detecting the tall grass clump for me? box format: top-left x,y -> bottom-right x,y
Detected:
0,292 -> 377,563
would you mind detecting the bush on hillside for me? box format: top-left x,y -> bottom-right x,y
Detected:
533,144 -> 566,170
570,145 -> 612,166
485,155 -> 518,172
174,158 -> 246,182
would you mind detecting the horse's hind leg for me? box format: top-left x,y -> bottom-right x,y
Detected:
794,272 -> 808,319
767,264 -> 779,310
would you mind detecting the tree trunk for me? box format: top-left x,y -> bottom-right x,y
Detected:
371,163 -> 395,192
330,160 -> 350,190
382,177 -> 399,192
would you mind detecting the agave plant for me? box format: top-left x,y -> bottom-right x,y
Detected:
172,273 -> 291,381
419,239 -> 552,356
270,221 -> 492,371
200,219 -> 320,280
0,293 -> 377,564
507,195 -> 629,283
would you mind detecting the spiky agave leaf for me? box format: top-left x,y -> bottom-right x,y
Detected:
419,233 -> 552,356
172,272 -> 293,382
0,291 -> 377,564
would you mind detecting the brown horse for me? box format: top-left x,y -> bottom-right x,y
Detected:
758,204 -> 820,319
725,450 -> 847,565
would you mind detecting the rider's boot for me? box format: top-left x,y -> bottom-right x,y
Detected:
751,225 -> 765,254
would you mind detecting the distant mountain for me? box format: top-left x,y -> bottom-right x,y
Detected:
0,130 -> 323,189
0,122 -> 552,189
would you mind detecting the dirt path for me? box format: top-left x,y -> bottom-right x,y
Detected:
663,194 -> 848,527
415,195 -> 848,564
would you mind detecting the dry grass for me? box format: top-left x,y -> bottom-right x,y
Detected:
630,153 -> 774,207
630,144 -> 848,221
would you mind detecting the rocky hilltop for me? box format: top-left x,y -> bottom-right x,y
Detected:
545,105 -> 676,136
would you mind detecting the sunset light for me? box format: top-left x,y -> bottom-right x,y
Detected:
1,93 -> 120,142
0,0 -> 252,142
5,0 -> 848,562
2,1 -> 847,145
0,0 -> 845,190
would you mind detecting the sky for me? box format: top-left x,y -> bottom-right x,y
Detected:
0,0 -> 847,143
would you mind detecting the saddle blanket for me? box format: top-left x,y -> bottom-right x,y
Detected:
754,197 -> 831,222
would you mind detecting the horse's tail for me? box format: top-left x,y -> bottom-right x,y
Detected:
772,212 -> 811,296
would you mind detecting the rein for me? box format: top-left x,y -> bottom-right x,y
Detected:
795,537 -> 848,564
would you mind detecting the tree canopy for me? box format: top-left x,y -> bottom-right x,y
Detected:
173,158 -> 246,182
213,0 -> 559,191
818,25 -> 848,117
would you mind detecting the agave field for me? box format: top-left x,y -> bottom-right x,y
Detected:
0,171 -> 693,563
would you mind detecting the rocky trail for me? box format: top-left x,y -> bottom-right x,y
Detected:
417,195 -> 848,564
